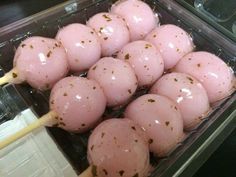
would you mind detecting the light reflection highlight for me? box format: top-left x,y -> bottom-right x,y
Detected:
208,72 -> 218,79
75,42 -> 85,48
155,120 -> 160,124
76,95 -> 82,100
168,43 -> 174,49
181,88 -> 191,97
133,16 -> 142,23
38,53 -> 46,64
177,96 -> 183,103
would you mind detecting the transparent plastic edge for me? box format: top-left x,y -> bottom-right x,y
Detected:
0,0 -> 78,38
172,109 -> 236,177
175,0 -> 236,46
159,0 -> 236,55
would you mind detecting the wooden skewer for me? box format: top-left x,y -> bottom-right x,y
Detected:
0,74 -> 9,85
78,166 -> 93,177
0,68 -> 21,85
0,111 -> 57,150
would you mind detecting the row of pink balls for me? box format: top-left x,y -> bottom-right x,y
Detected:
4,1 -> 235,177
8,0 -> 235,153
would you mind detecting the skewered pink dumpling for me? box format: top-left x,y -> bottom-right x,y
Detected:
56,23 -> 101,72
117,40 -> 164,87
125,94 -> 184,157
111,0 -> 158,41
87,12 -> 130,56
87,118 -> 150,177
150,72 -> 210,130
174,51 -> 235,103
12,36 -> 69,90
145,24 -> 194,70
49,76 -> 106,132
87,57 -> 137,107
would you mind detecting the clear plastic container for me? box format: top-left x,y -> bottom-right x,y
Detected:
176,0 -> 236,43
195,0 -> 236,22
0,0 -> 235,176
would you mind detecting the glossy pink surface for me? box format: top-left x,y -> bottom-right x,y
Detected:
174,51 -> 235,103
111,0 -> 158,41
125,94 -> 184,157
150,73 -> 210,130
49,76 -> 106,132
87,12 -> 130,56
87,57 -> 137,107
117,40 -> 164,87
56,23 -> 101,72
87,118 -> 150,177
145,24 -> 194,70
13,36 -> 69,90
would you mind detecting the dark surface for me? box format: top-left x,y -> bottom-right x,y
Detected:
0,0 -> 235,177
193,130 -> 236,177
0,0 -> 67,27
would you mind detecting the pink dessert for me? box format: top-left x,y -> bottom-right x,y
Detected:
49,76 -> 106,132
56,23 -> 101,72
150,72 -> 210,130
125,94 -> 184,157
174,51 -> 235,103
145,24 -> 194,70
111,0 -> 158,41
87,12 -> 130,56
87,118 -> 150,177
87,57 -> 137,107
117,40 -> 164,87
13,36 -> 69,90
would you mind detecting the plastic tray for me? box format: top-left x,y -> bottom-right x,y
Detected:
0,0 -> 235,176
176,0 -> 236,43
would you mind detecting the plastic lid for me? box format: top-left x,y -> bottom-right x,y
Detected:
177,0 -> 236,43
195,0 -> 236,42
